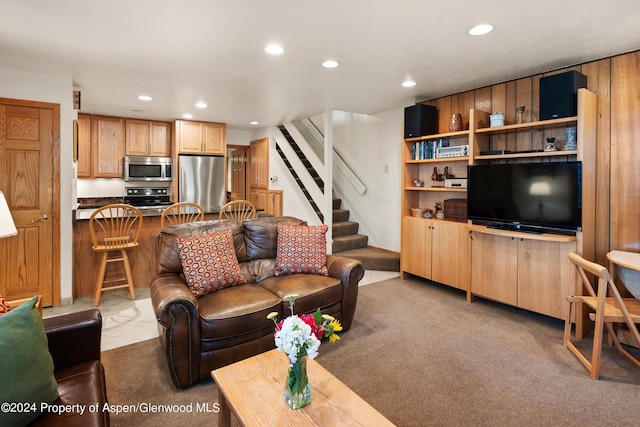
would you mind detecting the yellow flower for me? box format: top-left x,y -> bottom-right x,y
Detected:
326,319 -> 343,344
321,314 -> 335,321
267,312 -> 279,320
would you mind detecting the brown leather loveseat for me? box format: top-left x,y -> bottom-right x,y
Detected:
150,216 -> 364,388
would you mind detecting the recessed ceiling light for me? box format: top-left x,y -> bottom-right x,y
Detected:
265,44 -> 284,55
182,113 -> 193,119
250,121 -> 259,125
322,60 -> 339,68
468,24 -> 493,36
402,80 -> 416,88
138,95 -> 152,101
196,102 -> 207,109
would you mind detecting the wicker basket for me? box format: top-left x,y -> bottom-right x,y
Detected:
444,198 -> 467,222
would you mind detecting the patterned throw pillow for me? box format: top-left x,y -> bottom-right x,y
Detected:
0,295 -> 10,315
275,224 -> 328,276
175,229 -> 247,297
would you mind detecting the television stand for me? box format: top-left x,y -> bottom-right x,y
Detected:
486,224 -> 543,234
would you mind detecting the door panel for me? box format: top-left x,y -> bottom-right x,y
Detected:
0,101 -> 57,307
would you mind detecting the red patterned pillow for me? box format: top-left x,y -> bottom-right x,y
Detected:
175,229 -> 247,297
275,224 -> 328,276
0,295 -> 10,315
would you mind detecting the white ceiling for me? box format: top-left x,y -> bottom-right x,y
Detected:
1,0 -> 639,130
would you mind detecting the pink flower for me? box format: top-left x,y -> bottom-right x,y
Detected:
300,314 -> 323,340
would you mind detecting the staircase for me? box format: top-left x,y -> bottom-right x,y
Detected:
331,198 -> 399,272
275,125 -> 399,272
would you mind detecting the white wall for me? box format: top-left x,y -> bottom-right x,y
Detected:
0,67 -> 75,303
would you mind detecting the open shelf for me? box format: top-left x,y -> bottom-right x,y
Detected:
475,150 -> 577,161
475,116 -> 578,135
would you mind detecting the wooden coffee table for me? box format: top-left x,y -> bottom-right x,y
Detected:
211,349 -> 395,426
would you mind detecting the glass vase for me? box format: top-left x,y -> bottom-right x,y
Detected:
283,355 -> 311,409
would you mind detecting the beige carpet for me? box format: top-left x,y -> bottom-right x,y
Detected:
102,277 -> 640,426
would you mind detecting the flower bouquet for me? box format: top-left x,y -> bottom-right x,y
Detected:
267,294 -> 342,409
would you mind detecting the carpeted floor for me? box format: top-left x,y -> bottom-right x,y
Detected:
102,277 -> 640,426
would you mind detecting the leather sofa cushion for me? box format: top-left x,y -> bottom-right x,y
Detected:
199,284 -> 282,341
157,220 -> 245,274
257,274 -> 342,315
31,361 -> 109,427
243,216 -> 305,261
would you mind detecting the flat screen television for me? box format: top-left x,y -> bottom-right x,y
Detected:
467,161 -> 582,234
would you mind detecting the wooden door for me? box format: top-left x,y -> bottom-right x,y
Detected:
400,217 -> 432,279
230,148 -> 246,200
470,232 -> 518,305
267,190 -> 283,216
92,115 -> 124,177
432,221 -> 469,291
0,99 -> 59,307
77,113 -> 92,178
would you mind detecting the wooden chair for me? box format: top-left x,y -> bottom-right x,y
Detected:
7,295 -> 42,317
89,204 -> 142,306
564,252 -> 640,379
219,200 -> 256,222
160,202 -> 204,228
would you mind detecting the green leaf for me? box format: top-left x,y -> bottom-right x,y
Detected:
313,308 -> 323,324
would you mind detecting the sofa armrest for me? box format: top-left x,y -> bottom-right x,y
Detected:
43,308 -> 102,371
150,273 -> 201,388
326,255 -> 364,331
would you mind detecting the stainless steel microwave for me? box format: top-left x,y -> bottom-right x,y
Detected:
124,156 -> 173,182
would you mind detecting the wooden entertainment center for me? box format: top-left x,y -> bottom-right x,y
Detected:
401,89 -> 596,335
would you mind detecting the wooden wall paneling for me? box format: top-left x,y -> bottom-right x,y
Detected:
582,57 -> 612,265
610,52 -> 640,252
514,78 -> 532,152
490,83 -> 507,151
459,90 -> 475,129
435,96 -> 453,133
531,74 -> 543,149
474,86 -> 492,118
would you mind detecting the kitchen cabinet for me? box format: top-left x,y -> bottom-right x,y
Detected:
76,113 -> 92,178
126,119 -> 171,157
267,189 -> 283,216
470,228 -> 576,319
175,120 -> 226,155
92,115 -> 125,178
401,216 -> 469,291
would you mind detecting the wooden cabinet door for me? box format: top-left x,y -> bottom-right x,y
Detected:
125,119 -> 149,156
149,121 -> 171,156
432,221 -> 469,291
202,122 -> 225,155
92,115 -> 124,177
471,232 -> 518,305
77,113 -> 92,178
267,190 -> 283,216
0,101 -> 58,307
517,239 -> 576,319
401,217 -> 432,279
177,120 -> 202,153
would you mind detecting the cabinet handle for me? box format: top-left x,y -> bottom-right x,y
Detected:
469,230 -> 474,240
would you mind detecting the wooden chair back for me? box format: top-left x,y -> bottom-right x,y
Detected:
219,200 -> 257,222
89,204 -> 143,251
160,202 -> 204,228
564,252 -> 640,379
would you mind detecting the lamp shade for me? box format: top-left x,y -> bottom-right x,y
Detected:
0,191 -> 18,238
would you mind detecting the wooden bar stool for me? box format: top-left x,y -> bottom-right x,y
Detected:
219,200 -> 256,222
89,204 -> 143,306
160,202 -> 204,228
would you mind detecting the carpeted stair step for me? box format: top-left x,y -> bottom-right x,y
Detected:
333,247 -> 400,272
333,221 -> 359,237
332,234 -> 368,253
333,209 -> 350,223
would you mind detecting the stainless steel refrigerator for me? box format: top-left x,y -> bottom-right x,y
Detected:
178,154 -> 226,213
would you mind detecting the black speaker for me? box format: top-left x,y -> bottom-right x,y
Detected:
539,71 -> 587,120
404,104 -> 437,138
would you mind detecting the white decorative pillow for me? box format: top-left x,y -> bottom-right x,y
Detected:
176,229 -> 247,297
